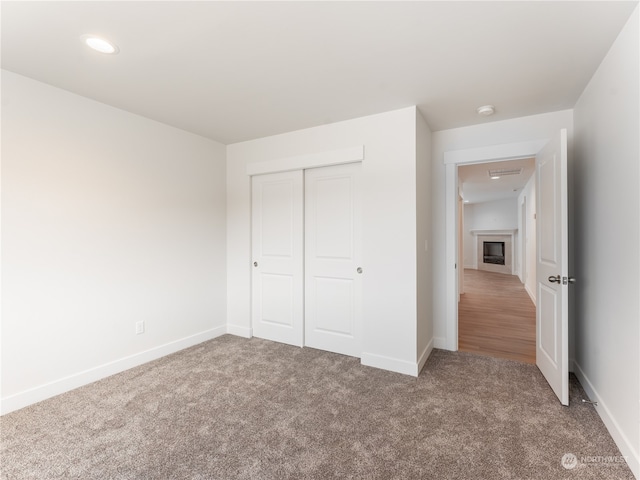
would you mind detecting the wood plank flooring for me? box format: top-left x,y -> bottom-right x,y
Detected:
458,269 -> 536,364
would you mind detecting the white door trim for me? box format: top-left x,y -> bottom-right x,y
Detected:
443,140 -> 547,165
246,145 -> 364,176
444,139 -> 548,351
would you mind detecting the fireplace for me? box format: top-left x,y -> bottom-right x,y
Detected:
472,230 -> 516,275
483,241 -> 505,265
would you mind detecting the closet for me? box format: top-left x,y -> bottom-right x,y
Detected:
251,162 -> 362,357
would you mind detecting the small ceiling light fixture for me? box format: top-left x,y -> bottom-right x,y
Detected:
81,35 -> 119,54
476,105 -> 495,116
491,176 -> 501,180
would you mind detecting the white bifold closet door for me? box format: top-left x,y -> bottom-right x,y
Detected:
304,163 -> 362,357
251,170 -> 304,347
251,163 -> 362,357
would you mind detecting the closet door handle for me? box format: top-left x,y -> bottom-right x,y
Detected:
253,261 -> 258,267
357,267 -> 363,274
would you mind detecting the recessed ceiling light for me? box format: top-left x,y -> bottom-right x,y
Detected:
476,105 -> 495,116
81,35 -> 119,54
491,176 -> 501,180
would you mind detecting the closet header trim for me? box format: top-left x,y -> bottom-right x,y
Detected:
246,145 -> 364,176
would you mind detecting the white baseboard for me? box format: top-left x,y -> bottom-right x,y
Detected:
524,283 -> 536,306
0,326 -> 227,416
361,352 -> 419,377
433,336 -> 448,349
463,264 -> 476,270
417,338 -> 434,374
573,361 -> 639,479
226,324 -> 252,338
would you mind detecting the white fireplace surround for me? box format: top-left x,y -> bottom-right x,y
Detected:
471,229 -> 517,275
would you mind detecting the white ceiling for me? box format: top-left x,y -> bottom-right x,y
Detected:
459,157 -> 535,204
2,1 -> 637,144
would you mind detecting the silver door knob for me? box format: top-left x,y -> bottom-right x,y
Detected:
253,261 -> 258,267
548,275 -> 561,283
357,267 -> 363,274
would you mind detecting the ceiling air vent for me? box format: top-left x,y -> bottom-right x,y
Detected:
487,167 -> 523,178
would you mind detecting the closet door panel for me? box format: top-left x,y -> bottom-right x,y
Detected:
251,171 -> 303,346
305,163 -> 362,357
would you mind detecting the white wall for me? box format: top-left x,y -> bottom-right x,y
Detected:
416,110 -> 433,372
471,198 -> 518,230
463,198 -> 518,268
1,71 -> 227,414
227,107 -> 422,375
572,7 -> 639,476
517,174 -> 536,303
462,203 -> 476,268
431,109 -> 573,348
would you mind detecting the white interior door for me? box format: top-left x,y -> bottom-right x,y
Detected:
251,171 -> 303,347
305,163 -> 362,357
536,128 -> 569,405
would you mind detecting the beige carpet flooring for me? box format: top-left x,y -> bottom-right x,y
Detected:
1,335 -> 633,479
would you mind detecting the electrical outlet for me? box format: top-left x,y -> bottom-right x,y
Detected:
135,321 -> 145,335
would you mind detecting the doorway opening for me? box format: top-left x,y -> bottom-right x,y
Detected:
457,157 -> 536,363
444,131 -> 569,405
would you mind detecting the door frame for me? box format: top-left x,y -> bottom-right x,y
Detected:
444,139 -> 547,351
519,197 -> 527,284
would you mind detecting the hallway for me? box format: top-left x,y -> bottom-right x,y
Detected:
458,269 -> 536,363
